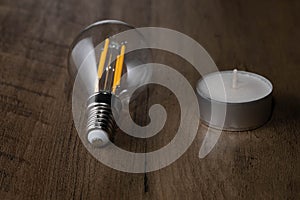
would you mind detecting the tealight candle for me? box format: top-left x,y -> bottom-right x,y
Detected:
196,69 -> 273,131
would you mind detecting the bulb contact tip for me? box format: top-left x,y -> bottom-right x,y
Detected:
87,129 -> 109,147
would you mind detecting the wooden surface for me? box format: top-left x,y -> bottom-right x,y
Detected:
0,0 -> 300,199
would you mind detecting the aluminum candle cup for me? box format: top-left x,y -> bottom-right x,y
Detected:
196,69 -> 273,131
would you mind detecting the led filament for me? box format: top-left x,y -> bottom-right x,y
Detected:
96,38 -> 126,93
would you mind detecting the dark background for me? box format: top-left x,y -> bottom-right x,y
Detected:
0,0 -> 299,199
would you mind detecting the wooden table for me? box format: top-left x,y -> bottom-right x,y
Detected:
0,0 -> 299,199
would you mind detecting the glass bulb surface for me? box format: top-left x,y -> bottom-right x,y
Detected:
68,20 -> 152,147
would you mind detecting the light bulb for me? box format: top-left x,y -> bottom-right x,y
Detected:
68,20 -> 152,148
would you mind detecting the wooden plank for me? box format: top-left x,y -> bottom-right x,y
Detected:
0,0 -> 299,199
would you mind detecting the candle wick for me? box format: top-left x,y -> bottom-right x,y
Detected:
232,69 -> 238,89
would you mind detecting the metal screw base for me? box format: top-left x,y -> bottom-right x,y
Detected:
86,92 -> 115,147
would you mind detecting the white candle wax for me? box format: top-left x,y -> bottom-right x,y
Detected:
197,70 -> 273,103
196,69 -> 273,131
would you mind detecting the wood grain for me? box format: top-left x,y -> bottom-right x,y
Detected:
0,0 -> 299,199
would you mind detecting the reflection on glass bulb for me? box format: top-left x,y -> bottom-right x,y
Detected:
68,20 -> 152,148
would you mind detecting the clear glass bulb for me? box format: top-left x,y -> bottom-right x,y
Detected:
68,20 -> 152,148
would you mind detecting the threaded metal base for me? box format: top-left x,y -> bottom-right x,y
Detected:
86,102 -> 114,134
86,92 -> 115,146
